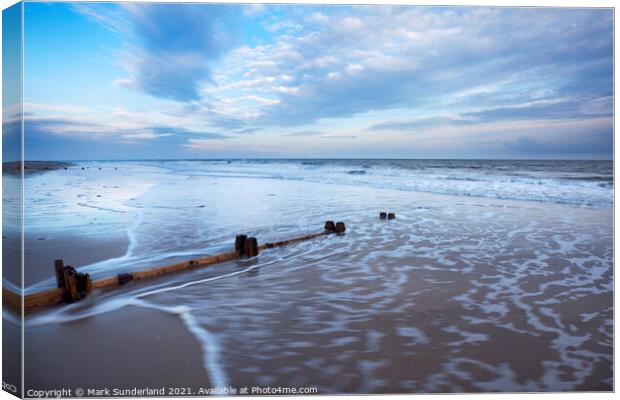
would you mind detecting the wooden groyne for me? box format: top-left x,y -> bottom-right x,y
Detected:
379,212 -> 396,220
3,221 -> 346,315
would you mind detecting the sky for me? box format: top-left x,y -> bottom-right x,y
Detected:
6,2 -> 615,159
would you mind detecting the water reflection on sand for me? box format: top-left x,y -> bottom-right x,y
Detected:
22,162 -> 612,393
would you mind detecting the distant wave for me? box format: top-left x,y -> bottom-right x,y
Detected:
559,176 -> 613,182
76,159 -> 613,208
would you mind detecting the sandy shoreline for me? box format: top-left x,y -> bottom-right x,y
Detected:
18,169 -> 613,394
25,306 -> 207,391
24,231 -> 128,286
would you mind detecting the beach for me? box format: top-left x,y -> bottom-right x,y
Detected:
10,159 -> 613,393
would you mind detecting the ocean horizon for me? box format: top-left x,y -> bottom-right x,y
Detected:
12,159 -> 612,208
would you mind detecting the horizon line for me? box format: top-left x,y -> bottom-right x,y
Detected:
8,157 -> 614,162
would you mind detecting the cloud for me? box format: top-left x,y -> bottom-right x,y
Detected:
24,102 -> 91,114
284,130 -> 323,137
182,138 -> 235,151
23,113 -> 230,143
370,95 -> 613,131
500,129 -> 613,158
213,6 -> 612,129
24,116 -> 107,137
151,127 -> 230,140
122,131 -> 171,140
76,3 -> 241,102
2,115 -> 22,162
126,3 -> 242,102
370,116 -> 471,131
49,5 -> 613,158
70,3 -> 132,36
321,135 -> 358,139
178,103 -> 249,132
423,116 -> 612,159
461,97 -> 612,123
243,4 -> 265,17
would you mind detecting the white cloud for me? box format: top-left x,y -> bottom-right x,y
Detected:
242,4 -> 265,17
24,102 -> 92,114
122,131 -> 172,140
68,3 -> 612,157
204,6 -> 611,129
182,138 -> 231,150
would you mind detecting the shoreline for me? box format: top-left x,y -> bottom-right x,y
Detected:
2,161 -> 76,176
19,172 -> 613,292
20,177 -> 613,294
25,231 -> 129,287
18,166 -> 613,393
10,159 -> 613,208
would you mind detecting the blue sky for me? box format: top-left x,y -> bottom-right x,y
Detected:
12,2 -> 614,159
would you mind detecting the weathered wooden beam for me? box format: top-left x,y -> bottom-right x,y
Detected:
91,276 -> 119,290
131,250 -> 241,281
24,288 -> 64,314
3,287 -> 65,315
2,287 -> 22,312
259,231 -> 329,250
13,222 -> 347,315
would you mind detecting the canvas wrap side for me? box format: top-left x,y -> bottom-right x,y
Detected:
2,1 -> 24,398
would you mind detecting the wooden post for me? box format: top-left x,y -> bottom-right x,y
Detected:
324,221 -> 336,232
59,264 -> 92,302
84,273 -> 92,294
380,212 -> 387,219
244,237 -> 259,257
74,272 -> 92,295
388,213 -> 396,220
235,235 -> 247,254
118,273 -> 133,285
335,222 -> 346,234
54,259 -> 66,289
63,267 -> 79,303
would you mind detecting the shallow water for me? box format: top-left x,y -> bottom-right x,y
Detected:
18,160 -> 614,392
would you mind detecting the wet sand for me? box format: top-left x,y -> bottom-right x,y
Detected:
24,231 -> 128,286
20,172 -> 613,394
25,306 -> 206,392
